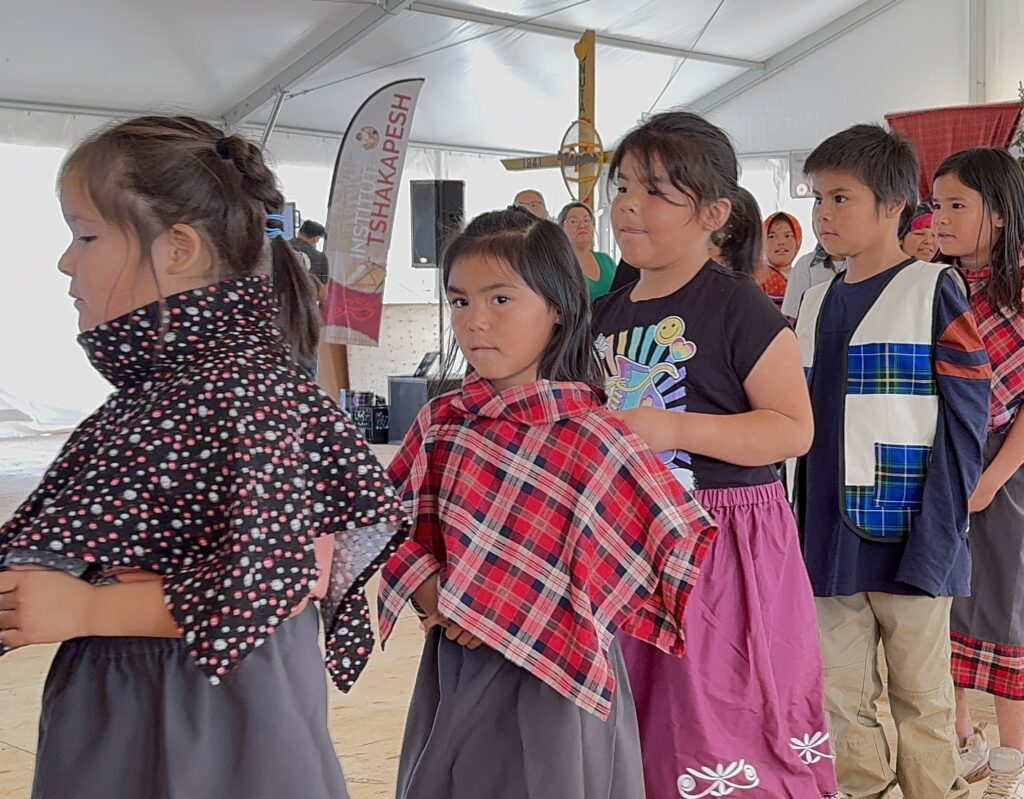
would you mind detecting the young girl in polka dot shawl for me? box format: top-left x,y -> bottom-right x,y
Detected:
0,116 -> 408,799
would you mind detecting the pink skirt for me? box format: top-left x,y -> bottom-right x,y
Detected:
619,482 -> 839,799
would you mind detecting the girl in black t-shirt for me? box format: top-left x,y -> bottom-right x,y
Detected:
592,111 -> 841,799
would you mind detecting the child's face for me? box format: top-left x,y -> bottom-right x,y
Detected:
446,254 -> 560,392
932,173 -> 1003,267
611,152 -> 723,272
765,217 -> 798,268
811,169 -> 901,260
58,178 -> 159,332
901,227 -> 938,262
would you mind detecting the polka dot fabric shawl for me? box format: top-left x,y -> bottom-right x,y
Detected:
0,276 -> 408,691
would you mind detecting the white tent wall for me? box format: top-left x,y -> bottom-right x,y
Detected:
0,140 -> 113,437
988,0 -> 1024,103
705,0 -> 972,156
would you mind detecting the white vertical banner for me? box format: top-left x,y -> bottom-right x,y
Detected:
322,78 -> 425,345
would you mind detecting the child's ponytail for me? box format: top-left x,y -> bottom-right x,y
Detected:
714,187 -> 763,275
214,135 -> 322,362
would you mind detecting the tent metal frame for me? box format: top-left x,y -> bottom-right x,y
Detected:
688,0 -> 911,115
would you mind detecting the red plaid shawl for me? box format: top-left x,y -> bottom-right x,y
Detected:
378,373 -> 717,719
965,266 -> 1024,431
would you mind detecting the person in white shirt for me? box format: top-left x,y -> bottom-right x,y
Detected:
780,243 -> 846,324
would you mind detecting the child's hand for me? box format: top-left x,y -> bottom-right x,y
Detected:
0,568 -> 96,648
412,572 -> 442,618
612,407 -> 676,453
413,575 -> 483,649
443,622 -> 484,650
420,613 -> 483,649
969,469 -> 1003,513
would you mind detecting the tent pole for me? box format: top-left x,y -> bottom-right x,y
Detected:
259,91 -> 287,150
969,0 -> 988,104
437,264 -> 445,371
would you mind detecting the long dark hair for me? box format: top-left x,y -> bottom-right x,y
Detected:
61,115 -> 320,360
608,111 -> 757,271
934,148 -> 1024,314
713,187 -> 762,275
441,207 -> 603,391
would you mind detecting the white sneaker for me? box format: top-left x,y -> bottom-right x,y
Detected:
983,747 -> 1024,798
961,722 -> 991,783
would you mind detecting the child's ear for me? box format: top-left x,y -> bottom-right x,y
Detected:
702,198 -> 733,232
151,224 -> 213,280
885,198 -> 907,221
993,209 -> 1006,230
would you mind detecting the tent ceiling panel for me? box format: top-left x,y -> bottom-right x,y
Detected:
707,0 -> 970,154
0,0 -> 365,116
267,13 -> 746,152
400,0 -> 870,61
0,0 -> 1005,156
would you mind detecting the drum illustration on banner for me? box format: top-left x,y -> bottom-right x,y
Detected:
322,78 -> 425,346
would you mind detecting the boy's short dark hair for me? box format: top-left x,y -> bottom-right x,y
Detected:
804,124 -> 919,211
299,219 -> 326,238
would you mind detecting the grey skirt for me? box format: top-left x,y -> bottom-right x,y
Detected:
396,628 -> 645,799
32,606 -> 347,799
951,430 -> 1024,646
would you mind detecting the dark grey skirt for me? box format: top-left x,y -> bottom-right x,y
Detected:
951,430 -> 1024,645
32,606 -> 348,799
396,629 -> 645,799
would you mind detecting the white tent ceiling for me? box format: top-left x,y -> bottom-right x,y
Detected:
5,0 -> 1021,161
3,0 -> 1024,432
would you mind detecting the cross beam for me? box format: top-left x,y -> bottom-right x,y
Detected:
502,30 -> 608,208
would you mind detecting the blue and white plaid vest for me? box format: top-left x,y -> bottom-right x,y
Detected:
796,261 -> 960,541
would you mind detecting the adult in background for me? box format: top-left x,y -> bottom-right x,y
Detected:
558,202 -> 618,301
756,211 -> 803,311
900,203 -> 939,263
781,243 -> 846,325
291,220 -> 329,300
514,189 -> 549,220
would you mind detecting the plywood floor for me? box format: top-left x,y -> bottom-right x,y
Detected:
0,435 -> 997,798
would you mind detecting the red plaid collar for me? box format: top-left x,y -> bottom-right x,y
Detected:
378,382 -> 717,718
961,262 -> 1024,431
452,371 -> 603,425
964,265 -> 992,295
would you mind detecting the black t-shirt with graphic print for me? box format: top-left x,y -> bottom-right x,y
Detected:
593,261 -> 789,490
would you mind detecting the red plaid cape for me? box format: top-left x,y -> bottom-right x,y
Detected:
378,373 -> 718,719
965,266 -> 1024,431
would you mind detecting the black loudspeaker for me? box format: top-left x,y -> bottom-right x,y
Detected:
411,180 -> 465,268
388,376 -> 463,442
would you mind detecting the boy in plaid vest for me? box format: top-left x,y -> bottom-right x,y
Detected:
794,124 -> 991,799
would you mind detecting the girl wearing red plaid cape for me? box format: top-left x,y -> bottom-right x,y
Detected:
935,149 -> 1024,793
592,112 -> 841,798
377,207 -> 719,799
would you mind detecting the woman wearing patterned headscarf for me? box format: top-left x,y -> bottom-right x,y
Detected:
757,211 -> 803,310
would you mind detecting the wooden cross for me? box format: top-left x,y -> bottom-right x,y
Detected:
502,30 -> 611,208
